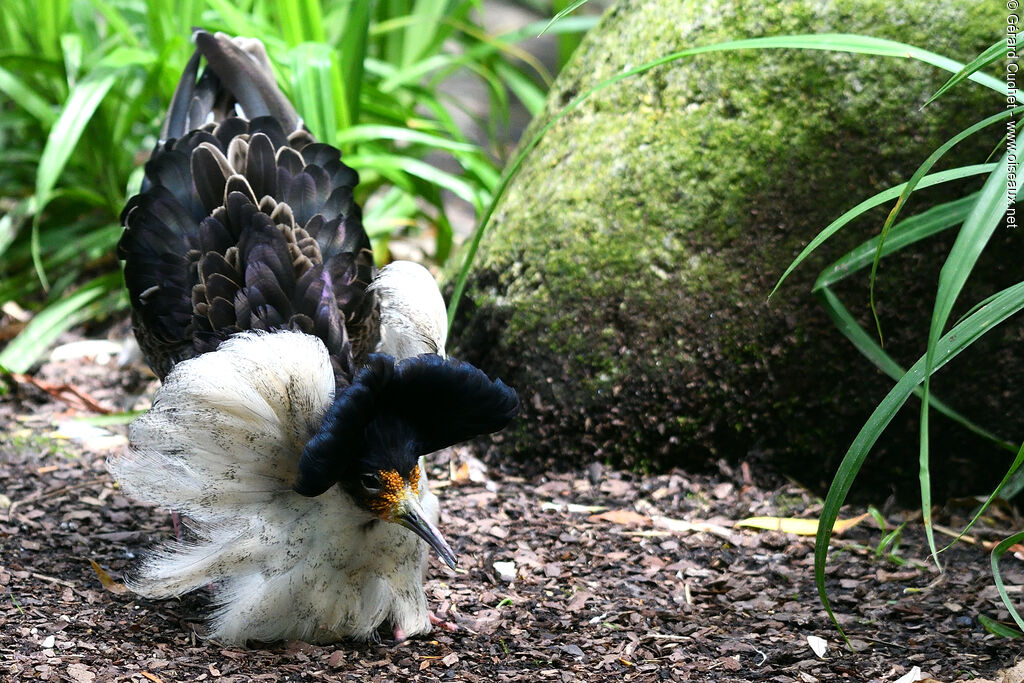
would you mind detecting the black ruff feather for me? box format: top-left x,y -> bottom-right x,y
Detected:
295,354 -> 520,497
118,30 -> 376,381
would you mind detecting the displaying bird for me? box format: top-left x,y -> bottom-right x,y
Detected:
107,30 -> 519,645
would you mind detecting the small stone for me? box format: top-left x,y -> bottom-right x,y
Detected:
955,616 -> 974,628
493,561 -> 516,582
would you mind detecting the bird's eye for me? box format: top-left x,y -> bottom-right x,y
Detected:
360,473 -> 381,492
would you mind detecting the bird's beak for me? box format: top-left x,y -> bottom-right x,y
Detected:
395,496 -> 457,570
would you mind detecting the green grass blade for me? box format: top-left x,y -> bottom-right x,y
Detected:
924,40 -> 1004,107
379,53 -> 455,93
925,155 -> 1009,354
494,60 -> 547,116
72,411 -> 147,427
941,441 -> 1024,551
0,197 -> 38,262
865,108 -> 1021,342
348,152 -> 489,211
770,164 -> 995,299
814,278 -> 1024,640
0,65 -> 58,126
978,614 -> 1023,638
334,124 -> 479,152
361,186 -> 419,240
288,42 -> 338,145
89,0 -> 143,49
814,195 -> 978,290
401,0 -> 453,67
816,286 -> 1017,451
278,0 -> 325,45
34,70 -> 117,203
205,0 -> 264,37
335,1 -> 369,130
991,531 -> 1024,633
540,0 -> 592,37
916,154 -> 1011,566
0,274 -> 116,373
540,0 -> 598,35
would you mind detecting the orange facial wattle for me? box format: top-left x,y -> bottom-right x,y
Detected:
408,464 -> 420,496
368,467 -> 420,519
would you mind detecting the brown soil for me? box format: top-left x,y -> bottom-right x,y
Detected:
1,327 -> 1022,682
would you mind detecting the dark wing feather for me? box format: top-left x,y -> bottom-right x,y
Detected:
118,30 -> 377,381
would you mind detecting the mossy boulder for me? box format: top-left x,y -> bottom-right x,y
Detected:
451,0 -> 1019,498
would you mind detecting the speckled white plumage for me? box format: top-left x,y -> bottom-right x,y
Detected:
368,261 -> 448,359
108,329 -> 442,644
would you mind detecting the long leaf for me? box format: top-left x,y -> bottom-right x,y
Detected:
941,441 -> 1024,551
335,0 -> 368,131
278,0 -> 324,46
401,0 -> 452,67
814,195 -> 978,291
288,42 -> 338,146
991,531 -> 1024,633
540,0 -> 593,37
348,152 -> 489,210
334,124 -> 479,152
770,165 -> 995,299
0,65 -> 58,126
866,108 -> 1021,342
35,70 -> 117,203
814,279 -> 1024,640
816,286 -> 1017,451
0,274 -> 117,373
924,40 -> 1004,107
918,153 -> 1010,566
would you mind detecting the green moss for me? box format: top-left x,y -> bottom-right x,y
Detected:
451,0 -> 1018,498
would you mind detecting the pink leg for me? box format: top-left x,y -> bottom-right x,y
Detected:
391,614 -> 457,642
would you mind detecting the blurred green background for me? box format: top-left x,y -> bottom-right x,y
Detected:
0,0 -> 597,372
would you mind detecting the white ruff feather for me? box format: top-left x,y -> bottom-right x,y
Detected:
108,330 -> 440,644
368,261 -> 448,358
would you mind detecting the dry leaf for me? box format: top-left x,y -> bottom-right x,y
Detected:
89,560 -> 128,595
588,509 -> 650,527
66,663 -> 96,683
735,513 -> 869,536
651,515 -> 736,540
453,462 -> 472,483
141,673 -> 165,683
993,658 -> 1024,683
451,456 -> 489,485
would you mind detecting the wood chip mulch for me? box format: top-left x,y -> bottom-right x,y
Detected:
1,337 -> 1022,682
